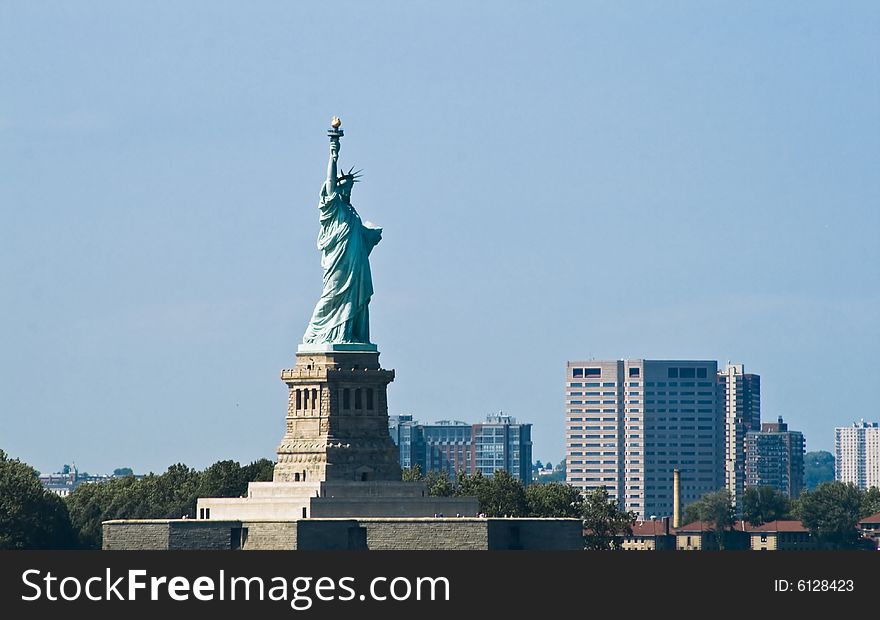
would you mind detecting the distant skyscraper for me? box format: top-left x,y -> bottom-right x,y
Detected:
388,414 -> 533,485
745,416 -> 805,497
717,364 -> 761,506
565,360 -> 724,519
835,420 -> 880,490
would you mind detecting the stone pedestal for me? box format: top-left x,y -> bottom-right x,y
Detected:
195,346 -> 478,523
273,350 -> 402,484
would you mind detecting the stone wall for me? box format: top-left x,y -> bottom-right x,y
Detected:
361,520 -> 490,550
102,521 -> 170,550
167,521 -> 235,550
102,520 -> 237,550
487,519 -> 584,550
102,518 -> 583,551
296,520 -> 365,550
298,518 -> 583,550
241,521 -> 298,550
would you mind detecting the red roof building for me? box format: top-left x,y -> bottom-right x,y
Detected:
744,520 -> 817,551
858,511 -> 880,549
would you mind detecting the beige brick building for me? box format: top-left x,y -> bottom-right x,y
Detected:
565,359 -> 724,518
747,520 -> 816,551
619,518 -> 676,551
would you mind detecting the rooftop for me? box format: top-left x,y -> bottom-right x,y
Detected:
745,520 -> 809,533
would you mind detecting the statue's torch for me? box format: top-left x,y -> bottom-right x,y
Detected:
327,116 -> 344,142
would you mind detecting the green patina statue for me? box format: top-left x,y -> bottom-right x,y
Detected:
301,118 -> 381,350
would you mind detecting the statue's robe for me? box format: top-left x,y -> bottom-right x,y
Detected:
302,184 -> 382,344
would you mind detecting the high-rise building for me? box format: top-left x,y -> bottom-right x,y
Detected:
745,416 -> 805,497
388,414 -> 533,486
423,420 -> 473,478
388,414 -> 426,471
835,420 -> 880,490
473,414 -> 532,483
718,364 -> 761,506
565,360 -> 724,519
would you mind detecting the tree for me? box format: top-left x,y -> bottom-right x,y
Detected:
401,465 -> 423,481
582,487 -> 636,550
526,482 -> 582,518
455,470 -> 527,517
795,481 -> 863,548
0,450 -> 76,549
113,468 -> 134,477
425,470 -> 454,497
198,460 -> 249,499
741,486 -> 792,525
65,475 -> 135,548
455,470 -> 490,506
241,458 -> 275,484
861,486 -> 880,518
683,489 -> 735,550
483,470 -> 528,517
803,451 -> 835,490
151,463 -> 201,518
65,458 -> 276,548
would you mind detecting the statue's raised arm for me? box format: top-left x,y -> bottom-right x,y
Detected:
324,116 -> 342,196
325,139 -> 339,195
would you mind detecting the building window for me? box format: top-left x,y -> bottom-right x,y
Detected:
343,388 -> 351,409
585,368 -> 602,377
355,388 -> 362,409
572,368 -> 584,378
696,368 -> 708,378
680,368 -> 696,379
629,368 -> 640,377
367,388 -> 374,410
295,390 -> 302,409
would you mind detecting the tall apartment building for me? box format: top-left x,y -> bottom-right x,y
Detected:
745,416 -> 805,498
473,414 -> 531,483
717,364 -> 761,506
423,420 -> 473,477
565,360 -> 723,519
388,414 -> 426,471
388,414 -> 533,486
835,421 -> 880,490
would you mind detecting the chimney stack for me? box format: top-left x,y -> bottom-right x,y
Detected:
673,469 -> 681,529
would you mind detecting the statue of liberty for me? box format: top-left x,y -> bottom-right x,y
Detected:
301,118 -> 381,349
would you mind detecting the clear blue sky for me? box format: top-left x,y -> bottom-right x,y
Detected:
1,1 -> 877,475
